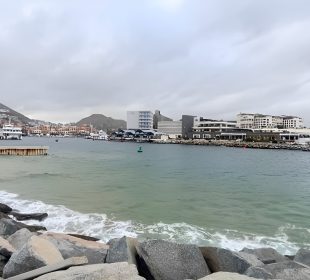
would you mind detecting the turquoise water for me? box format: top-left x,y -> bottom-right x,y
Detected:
0,137 -> 309,253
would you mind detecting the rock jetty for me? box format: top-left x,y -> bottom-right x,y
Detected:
1,202 -> 310,279
152,139 -> 310,152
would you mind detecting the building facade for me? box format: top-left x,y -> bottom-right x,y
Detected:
157,120 -> 182,138
192,117 -> 238,139
127,111 -> 154,130
283,116 -> 304,129
237,113 -> 304,129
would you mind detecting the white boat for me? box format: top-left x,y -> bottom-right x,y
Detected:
89,130 -> 108,140
0,124 -> 23,140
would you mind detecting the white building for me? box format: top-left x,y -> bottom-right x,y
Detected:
237,113 -> 304,129
283,116 -> 304,129
192,118 -> 237,139
236,114 -> 255,129
127,111 -> 153,130
157,121 -> 182,138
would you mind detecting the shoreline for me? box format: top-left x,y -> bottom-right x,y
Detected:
0,190 -> 304,256
135,138 -> 310,152
1,201 -> 310,279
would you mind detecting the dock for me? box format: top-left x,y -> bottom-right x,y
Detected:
0,146 -> 49,156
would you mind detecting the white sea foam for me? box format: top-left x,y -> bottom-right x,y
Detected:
0,191 -> 304,254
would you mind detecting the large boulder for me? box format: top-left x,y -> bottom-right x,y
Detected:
136,239 -> 210,280
294,248 -> 310,266
34,262 -> 145,280
275,268 -> 310,279
245,260 -> 310,280
198,271 -> 264,279
10,211 -> 48,222
7,228 -> 37,250
200,247 -> 263,274
0,203 -> 12,214
0,219 -> 21,237
0,236 -> 16,258
106,236 -> 138,265
3,235 -> 64,278
40,232 -> 109,264
241,247 -> 287,264
0,255 -> 7,278
0,218 -> 46,237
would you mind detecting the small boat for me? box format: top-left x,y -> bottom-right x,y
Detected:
137,146 -> 143,153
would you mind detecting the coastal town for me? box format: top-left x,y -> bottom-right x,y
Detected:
0,106 -> 310,147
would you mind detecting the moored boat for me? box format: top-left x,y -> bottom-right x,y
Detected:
0,124 -> 23,140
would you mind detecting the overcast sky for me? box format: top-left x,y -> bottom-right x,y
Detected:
1,0 -> 310,124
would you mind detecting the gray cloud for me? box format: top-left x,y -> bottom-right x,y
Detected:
0,0 -> 310,125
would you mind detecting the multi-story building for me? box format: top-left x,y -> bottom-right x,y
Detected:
236,113 -> 255,129
192,117 -> 238,139
283,116 -> 304,129
157,120 -> 182,138
127,111 -> 153,130
237,113 -> 304,129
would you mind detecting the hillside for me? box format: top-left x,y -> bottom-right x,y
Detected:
76,114 -> 126,131
0,102 -> 32,124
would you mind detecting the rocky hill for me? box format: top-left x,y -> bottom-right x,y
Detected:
0,102 -> 32,124
76,114 -> 126,131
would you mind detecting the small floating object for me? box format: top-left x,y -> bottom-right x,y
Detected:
55,139 -> 59,142
137,146 -> 143,153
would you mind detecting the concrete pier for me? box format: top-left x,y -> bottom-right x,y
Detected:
0,146 -> 48,156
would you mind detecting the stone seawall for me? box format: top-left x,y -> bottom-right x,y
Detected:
151,139 -> 310,152
1,202 -> 310,280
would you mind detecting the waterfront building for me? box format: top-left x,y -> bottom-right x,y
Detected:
283,116 -> 304,129
157,120 -> 182,138
181,115 -> 195,139
127,111 -> 153,130
153,110 -> 172,129
237,113 -> 304,129
192,117 -> 238,139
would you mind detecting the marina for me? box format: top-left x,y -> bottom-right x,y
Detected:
0,146 -> 48,156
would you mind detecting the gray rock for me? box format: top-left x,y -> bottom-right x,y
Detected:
0,236 -> 16,258
275,268 -> 310,280
41,232 -> 109,264
10,211 -> 48,222
0,255 -> 7,278
0,218 -> 21,237
198,271 -> 264,279
3,235 -> 64,278
245,261 -> 310,280
0,218 -> 46,237
67,233 -> 100,241
241,247 -> 287,264
294,248 -> 310,266
7,228 -> 37,250
245,266 -> 273,279
106,236 -> 138,265
0,203 -> 12,214
34,262 -> 145,280
237,252 -> 264,267
200,247 -> 262,274
137,239 -> 210,280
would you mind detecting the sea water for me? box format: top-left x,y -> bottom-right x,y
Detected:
0,137 -> 309,254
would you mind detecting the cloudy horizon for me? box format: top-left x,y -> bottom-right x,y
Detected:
1,0 -> 310,125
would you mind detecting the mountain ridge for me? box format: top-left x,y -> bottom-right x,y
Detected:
0,102 -> 126,130
76,114 -> 126,131
0,102 -> 32,124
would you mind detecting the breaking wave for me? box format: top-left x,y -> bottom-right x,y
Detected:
0,190 -> 306,255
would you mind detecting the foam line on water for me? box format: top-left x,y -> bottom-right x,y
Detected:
0,191 -> 303,254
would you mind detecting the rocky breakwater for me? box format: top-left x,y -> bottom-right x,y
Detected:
154,139 -> 310,152
1,202 -> 310,280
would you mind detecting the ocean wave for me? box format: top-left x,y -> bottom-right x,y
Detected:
0,191 -> 305,254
